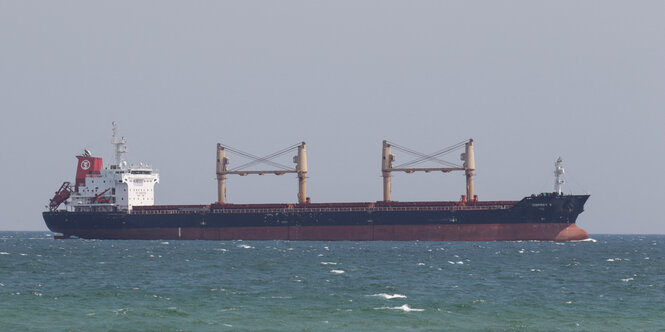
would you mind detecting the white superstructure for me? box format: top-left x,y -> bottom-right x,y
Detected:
67,123 -> 159,213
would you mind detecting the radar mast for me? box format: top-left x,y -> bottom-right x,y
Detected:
111,122 -> 128,168
554,157 -> 565,195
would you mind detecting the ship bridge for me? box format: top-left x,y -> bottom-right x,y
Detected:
51,123 -> 160,213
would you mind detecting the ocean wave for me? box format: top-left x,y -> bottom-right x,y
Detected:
367,293 -> 407,299
330,269 -> 345,274
606,258 -> 626,262
237,244 -> 254,249
574,238 -> 597,243
374,304 -> 424,312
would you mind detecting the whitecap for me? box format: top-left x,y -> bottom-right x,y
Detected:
579,238 -> 597,242
112,308 -> 128,315
368,293 -> 407,299
374,304 -> 424,312
0,252 -> 9,255
237,244 -> 254,249
621,277 -> 634,282
160,241 -> 169,245
263,296 -> 293,299
320,262 -> 337,265
330,269 -> 345,274
416,263 -> 425,266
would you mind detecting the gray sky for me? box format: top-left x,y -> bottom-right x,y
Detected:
1,1 -> 663,234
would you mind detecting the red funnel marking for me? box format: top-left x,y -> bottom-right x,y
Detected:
75,156 -> 103,191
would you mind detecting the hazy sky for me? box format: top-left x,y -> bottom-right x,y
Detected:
1,1 -> 663,233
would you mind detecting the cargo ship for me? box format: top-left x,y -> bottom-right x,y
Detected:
43,123 -> 589,241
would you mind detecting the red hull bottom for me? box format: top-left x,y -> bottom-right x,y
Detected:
57,223 -> 588,241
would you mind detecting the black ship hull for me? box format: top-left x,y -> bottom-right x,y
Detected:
43,194 -> 590,241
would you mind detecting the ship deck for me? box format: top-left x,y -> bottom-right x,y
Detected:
131,201 -> 519,215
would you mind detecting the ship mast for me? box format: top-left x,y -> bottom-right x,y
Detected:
381,139 -> 474,202
216,142 -> 308,204
111,121 -> 128,168
463,139 -> 475,200
216,144 -> 229,203
554,157 -> 565,195
381,140 -> 394,201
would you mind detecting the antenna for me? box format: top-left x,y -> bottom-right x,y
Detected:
111,121 -> 128,168
554,157 -> 564,195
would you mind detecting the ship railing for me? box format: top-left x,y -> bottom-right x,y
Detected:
209,204 -> 512,214
132,204 -> 513,215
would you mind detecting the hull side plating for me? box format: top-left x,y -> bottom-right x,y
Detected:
43,194 -> 590,241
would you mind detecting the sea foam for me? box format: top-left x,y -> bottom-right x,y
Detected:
368,293 -> 407,299
374,304 -> 424,312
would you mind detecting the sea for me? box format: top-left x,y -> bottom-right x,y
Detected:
1,232 -> 663,331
